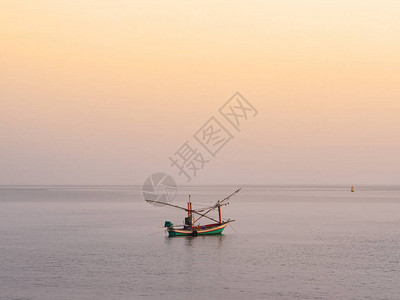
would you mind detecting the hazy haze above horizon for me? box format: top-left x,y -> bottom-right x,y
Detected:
1,1 -> 399,185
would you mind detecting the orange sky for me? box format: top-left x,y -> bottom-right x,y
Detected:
1,1 -> 399,185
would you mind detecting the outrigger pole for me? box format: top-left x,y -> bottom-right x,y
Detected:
145,199 -> 220,223
193,188 -> 241,224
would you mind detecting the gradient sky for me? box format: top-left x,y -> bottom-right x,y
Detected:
1,1 -> 399,185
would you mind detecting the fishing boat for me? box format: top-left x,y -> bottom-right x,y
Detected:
146,188 -> 240,237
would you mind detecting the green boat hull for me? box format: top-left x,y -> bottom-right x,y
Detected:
167,222 -> 229,237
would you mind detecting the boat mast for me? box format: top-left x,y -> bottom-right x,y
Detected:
188,195 -> 194,228
188,195 -> 190,227
190,197 -> 194,226
218,200 -> 222,224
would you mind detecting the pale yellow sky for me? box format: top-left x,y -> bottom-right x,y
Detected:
1,1 -> 399,185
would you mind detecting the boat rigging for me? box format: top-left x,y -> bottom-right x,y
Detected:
146,188 -> 240,237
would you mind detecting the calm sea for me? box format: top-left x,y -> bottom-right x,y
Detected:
1,186 -> 399,299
